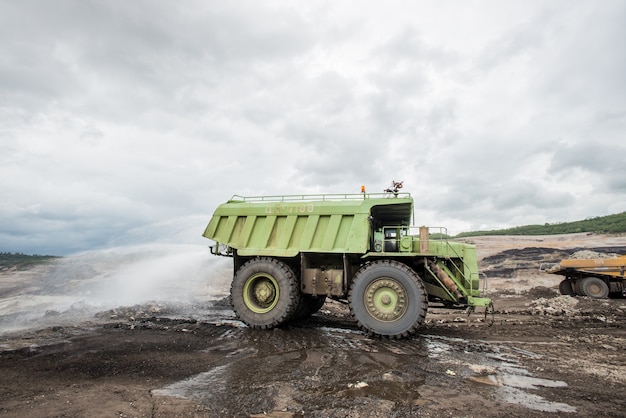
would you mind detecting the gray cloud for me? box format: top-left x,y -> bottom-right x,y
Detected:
549,140 -> 626,192
1,0 -> 625,255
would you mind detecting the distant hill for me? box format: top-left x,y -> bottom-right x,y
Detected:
0,252 -> 60,271
456,212 -> 626,238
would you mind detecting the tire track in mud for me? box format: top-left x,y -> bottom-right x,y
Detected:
2,306 -> 615,417
153,325 -> 428,415
150,322 -> 577,416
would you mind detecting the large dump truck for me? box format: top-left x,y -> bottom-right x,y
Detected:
202,190 -> 492,338
546,255 -> 626,299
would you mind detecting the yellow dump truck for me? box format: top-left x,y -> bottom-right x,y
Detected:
545,255 -> 626,298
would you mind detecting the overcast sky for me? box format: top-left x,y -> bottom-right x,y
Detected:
1,0 -> 625,255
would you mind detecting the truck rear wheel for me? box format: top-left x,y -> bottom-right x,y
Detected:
349,260 -> 428,338
231,257 -> 299,329
294,295 -> 327,319
580,276 -> 609,299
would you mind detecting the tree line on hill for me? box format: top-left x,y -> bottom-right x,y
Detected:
0,252 -> 60,270
456,211 -> 626,238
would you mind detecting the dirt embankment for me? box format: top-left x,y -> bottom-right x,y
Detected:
1,233 -> 625,417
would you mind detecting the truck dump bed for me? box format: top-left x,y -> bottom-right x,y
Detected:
203,193 -> 413,257
547,255 -> 626,279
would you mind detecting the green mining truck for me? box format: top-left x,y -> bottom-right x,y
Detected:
203,191 -> 492,338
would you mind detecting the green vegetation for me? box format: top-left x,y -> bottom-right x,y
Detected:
0,252 -> 60,271
456,212 -> 626,238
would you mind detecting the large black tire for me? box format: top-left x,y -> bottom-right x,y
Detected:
293,295 -> 327,320
580,276 -> 609,299
559,279 -> 574,296
349,260 -> 428,338
231,257 -> 299,329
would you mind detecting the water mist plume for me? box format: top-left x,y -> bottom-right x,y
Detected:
0,244 -> 232,334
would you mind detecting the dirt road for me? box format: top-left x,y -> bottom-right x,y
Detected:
1,234 -> 625,417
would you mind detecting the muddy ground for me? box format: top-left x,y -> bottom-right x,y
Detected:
1,233 -> 625,417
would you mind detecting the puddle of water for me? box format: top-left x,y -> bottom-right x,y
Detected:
468,374 -> 568,389
339,379 -> 425,404
499,386 -> 577,413
426,335 -> 576,414
424,339 -> 452,357
152,364 -> 229,400
465,358 -> 576,413
466,366 -> 575,413
318,326 -> 361,335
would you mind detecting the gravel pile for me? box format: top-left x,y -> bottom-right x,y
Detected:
529,295 -> 579,316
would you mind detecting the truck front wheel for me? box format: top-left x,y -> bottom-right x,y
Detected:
349,260 -> 428,338
580,276 -> 609,299
231,257 -> 299,329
